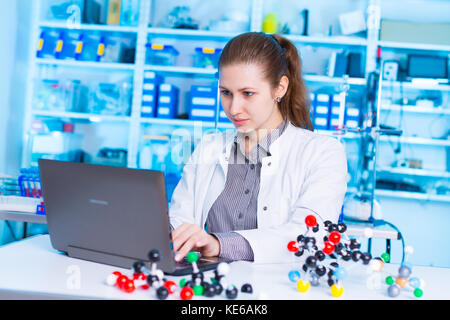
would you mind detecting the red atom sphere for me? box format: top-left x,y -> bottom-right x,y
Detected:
122,279 -> 136,293
180,286 -> 194,300
322,241 -> 335,255
287,241 -> 299,253
328,231 -> 341,244
164,280 -> 177,294
116,274 -> 129,289
305,215 -> 317,227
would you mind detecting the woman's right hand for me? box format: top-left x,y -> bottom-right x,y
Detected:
171,223 -> 220,262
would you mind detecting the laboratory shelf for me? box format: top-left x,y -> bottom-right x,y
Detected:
139,117 -> 234,129
380,104 -> 450,115
379,136 -> 450,147
378,40 -> 450,52
377,166 -> 450,179
144,65 -> 218,75
285,34 -> 368,47
35,58 -> 136,70
32,110 -> 131,123
39,21 -> 139,33
382,80 -> 450,92
303,74 -> 367,86
147,27 -> 238,39
375,189 -> 450,203
316,130 -> 361,140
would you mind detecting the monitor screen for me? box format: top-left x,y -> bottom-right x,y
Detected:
407,54 -> 448,79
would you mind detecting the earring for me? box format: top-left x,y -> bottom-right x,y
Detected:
276,97 -> 281,103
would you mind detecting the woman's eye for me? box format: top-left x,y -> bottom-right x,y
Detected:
221,90 -> 231,96
244,91 -> 254,97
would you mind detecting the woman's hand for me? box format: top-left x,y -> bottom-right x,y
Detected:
171,223 -> 220,262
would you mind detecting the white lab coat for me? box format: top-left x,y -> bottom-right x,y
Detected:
169,121 -> 348,264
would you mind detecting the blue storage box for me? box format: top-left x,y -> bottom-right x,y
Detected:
36,31 -> 59,59
73,33 -> 100,61
194,47 -> 222,69
189,85 -> 218,121
345,100 -> 361,129
313,93 -> 330,131
54,31 -> 78,60
141,71 -> 163,118
329,94 -> 344,130
157,84 -> 179,118
145,44 -> 179,66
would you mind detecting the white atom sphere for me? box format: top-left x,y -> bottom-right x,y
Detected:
217,262 -> 230,275
106,273 -> 118,286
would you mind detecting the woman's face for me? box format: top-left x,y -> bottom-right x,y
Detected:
219,63 -> 287,133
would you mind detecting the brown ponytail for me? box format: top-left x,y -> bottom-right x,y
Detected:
219,32 -> 314,131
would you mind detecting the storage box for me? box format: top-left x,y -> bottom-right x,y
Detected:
74,33 -> 99,62
189,85 -> 218,121
141,71 -> 163,118
313,94 -> 330,130
156,84 -> 179,119
329,94 -> 344,130
344,99 -> 361,129
120,0 -> 140,27
29,132 -> 83,167
145,44 -> 179,66
54,31 -> 78,60
36,31 -> 58,59
193,47 -> 222,69
88,81 -> 131,115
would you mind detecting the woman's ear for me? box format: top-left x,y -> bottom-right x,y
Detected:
274,75 -> 289,100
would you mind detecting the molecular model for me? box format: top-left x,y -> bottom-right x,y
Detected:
105,248 -> 253,300
106,248 -> 177,299
177,251 -> 253,300
369,246 -> 425,298
286,215 -> 373,298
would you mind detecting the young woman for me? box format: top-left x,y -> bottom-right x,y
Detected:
169,32 -> 347,264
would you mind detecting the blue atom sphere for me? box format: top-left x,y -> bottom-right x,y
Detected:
334,267 -> 348,280
288,270 -> 301,282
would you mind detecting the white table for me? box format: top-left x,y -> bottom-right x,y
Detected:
0,235 -> 448,300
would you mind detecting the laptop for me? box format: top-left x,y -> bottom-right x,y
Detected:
38,159 -> 226,276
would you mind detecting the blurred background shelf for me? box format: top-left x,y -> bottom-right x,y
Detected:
375,189 -> 450,203
377,166 -> 450,179
39,21 -> 139,33
36,58 -> 136,70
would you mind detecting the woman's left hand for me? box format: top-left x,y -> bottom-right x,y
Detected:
171,223 -> 220,262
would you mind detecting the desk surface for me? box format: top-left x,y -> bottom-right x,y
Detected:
1,235 -> 448,300
0,210 -> 47,224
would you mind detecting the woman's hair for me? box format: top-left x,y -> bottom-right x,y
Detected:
219,32 -> 313,131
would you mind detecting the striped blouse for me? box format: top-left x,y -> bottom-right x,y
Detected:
206,120 -> 288,261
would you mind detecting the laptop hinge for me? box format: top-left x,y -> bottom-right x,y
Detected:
67,245 -> 144,270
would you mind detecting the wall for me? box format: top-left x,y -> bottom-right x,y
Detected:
0,0 -> 31,177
